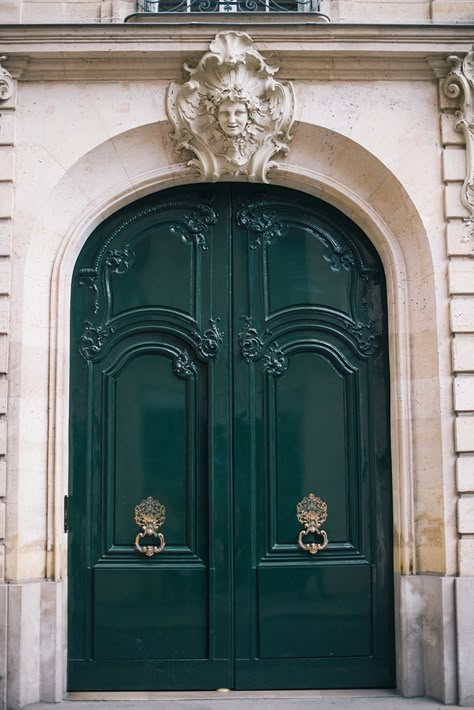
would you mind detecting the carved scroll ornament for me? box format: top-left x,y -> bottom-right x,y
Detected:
166,31 -> 295,182
0,57 -> 14,103
442,45 -> 474,238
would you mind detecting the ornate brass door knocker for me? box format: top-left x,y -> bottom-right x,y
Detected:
296,493 -> 329,555
134,496 -> 166,557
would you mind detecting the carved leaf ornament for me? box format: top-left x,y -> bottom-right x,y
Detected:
166,31 -> 295,182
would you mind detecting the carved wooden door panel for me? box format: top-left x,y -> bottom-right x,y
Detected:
68,184 -> 394,691
231,187 -> 395,688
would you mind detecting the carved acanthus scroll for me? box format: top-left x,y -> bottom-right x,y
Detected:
166,31 -> 295,182
0,57 -> 14,103
442,45 -> 474,239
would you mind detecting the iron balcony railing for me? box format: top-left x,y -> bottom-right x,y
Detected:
136,0 -> 323,13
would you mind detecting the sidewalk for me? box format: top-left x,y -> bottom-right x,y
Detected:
24,690 -> 474,710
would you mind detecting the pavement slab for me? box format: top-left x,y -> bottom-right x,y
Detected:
24,691 -> 474,710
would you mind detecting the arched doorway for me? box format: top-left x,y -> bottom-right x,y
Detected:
67,183 -> 395,691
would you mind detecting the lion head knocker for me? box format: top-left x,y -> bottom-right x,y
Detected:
296,493 -> 329,555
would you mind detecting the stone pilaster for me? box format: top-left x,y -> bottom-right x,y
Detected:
441,45 -> 474,707
0,56 -> 14,710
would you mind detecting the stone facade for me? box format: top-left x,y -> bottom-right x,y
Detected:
1,3 -> 474,709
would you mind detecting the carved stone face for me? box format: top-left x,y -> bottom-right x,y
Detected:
217,99 -> 249,137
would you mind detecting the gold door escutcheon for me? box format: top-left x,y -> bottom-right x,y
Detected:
296,493 -> 329,555
134,496 -> 166,557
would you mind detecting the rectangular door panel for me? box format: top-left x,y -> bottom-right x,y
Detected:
271,351 -> 352,547
257,564 -> 371,659
93,567 -> 208,660
68,660 -> 232,692
112,352 -> 201,553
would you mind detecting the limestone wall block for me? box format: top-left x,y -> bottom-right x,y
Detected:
440,112 -> 465,146
0,379 -> 7,415
455,415 -> 474,452
0,585 -> 6,707
442,147 -> 466,183
446,221 -> 474,257
458,495 -> 474,533
0,113 -> 16,146
456,577 -> 474,705
459,538 -> 474,575
449,258 -> 474,294
445,184 -> 471,219
457,455 -> 474,492
454,375 -> 474,411
451,295 -> 474,332
431,0 -> 474,21
0,147 -> 14,182
0,184 -> 13,220
453,334 -> 474,372
0,221 -> 12,258
0,460 -> 5,497
0,300 -> 9,335
0,420 -> 6,456
0,259 -> 11,297
21,1 -> 101,23
7,584 -> 41,708
0,0 -> 20,21
0,336 -> 8,375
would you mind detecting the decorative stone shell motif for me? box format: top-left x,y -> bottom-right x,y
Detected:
166,31 -> 295,182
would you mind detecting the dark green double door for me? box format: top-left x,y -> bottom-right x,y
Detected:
68,184 -> 394,691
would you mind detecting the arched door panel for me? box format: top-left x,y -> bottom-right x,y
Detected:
68,184 -> 394,690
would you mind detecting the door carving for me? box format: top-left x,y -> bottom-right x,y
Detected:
68,184 -> 395,691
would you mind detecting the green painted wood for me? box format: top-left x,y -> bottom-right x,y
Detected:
68,184 -> 394,691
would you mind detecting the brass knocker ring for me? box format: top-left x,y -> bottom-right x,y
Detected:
296,494 -> 329,555
134,496 -> 166,557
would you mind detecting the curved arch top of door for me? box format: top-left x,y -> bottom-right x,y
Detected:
68,183 -> 394,691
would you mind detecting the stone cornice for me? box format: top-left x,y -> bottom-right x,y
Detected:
1,22 -> 473,81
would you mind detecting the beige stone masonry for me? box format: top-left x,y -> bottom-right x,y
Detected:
0,0 -> 472,25
454,375 -> 474,410
0,584 -> 6,709
444,183 -> 471,219
457,455 -> 474,491
455,415 -> 474,452
0,184 -> 14,220
0,58 -> 14,590
458,495 -> 474,532
451,295 -> 474,331
442,146 -> 467,182
441,111 -> 466,146
431,0 -> 474,22
449,257 -> 474,293
459,538 -> 474,575
1,23 -> 473,707
447,220 -> 474,256
9,0 -> 472,25
0,0 -> 20,22
453,334 -> 474,370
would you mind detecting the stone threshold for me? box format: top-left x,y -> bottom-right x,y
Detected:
67,690 -> 399,701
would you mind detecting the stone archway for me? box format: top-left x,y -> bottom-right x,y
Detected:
7,120 -> 454,703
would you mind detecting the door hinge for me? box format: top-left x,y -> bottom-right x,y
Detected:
64,495 -> 70,533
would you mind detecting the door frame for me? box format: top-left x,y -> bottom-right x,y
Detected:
14,121 -> 455,701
